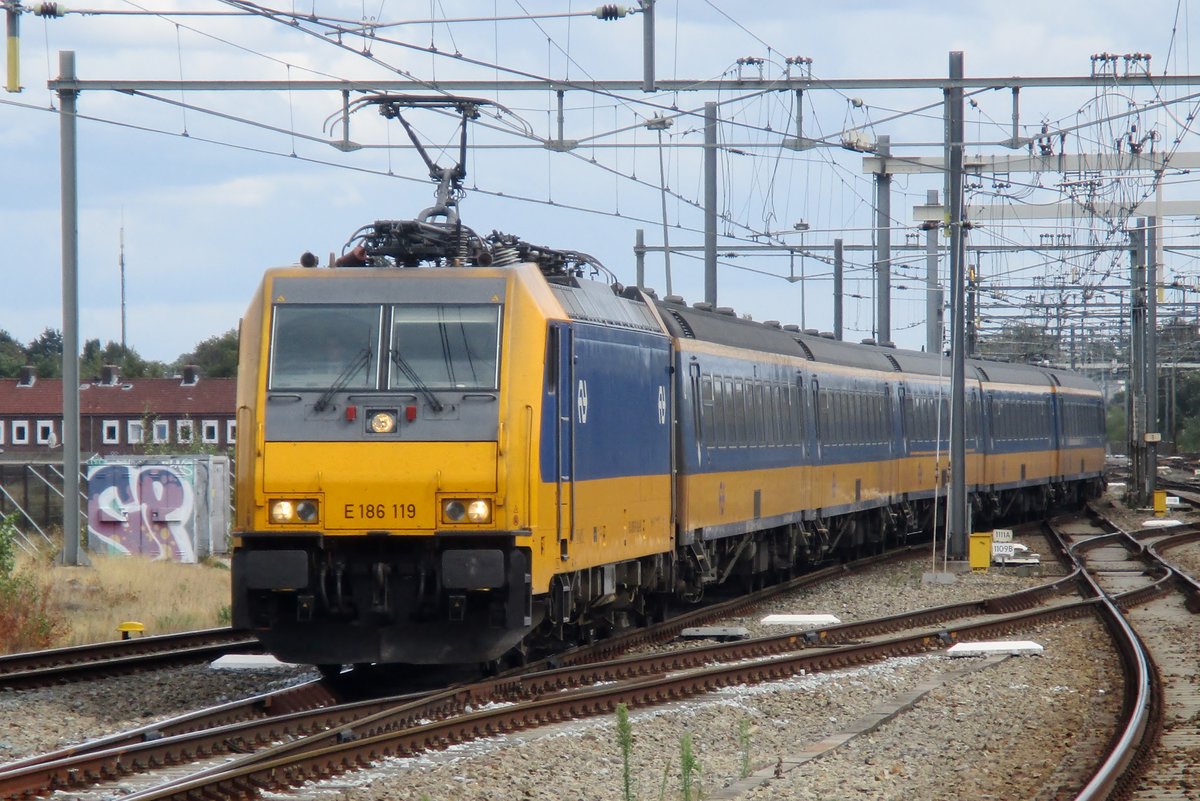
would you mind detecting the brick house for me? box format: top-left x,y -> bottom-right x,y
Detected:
0,366 -> 236,461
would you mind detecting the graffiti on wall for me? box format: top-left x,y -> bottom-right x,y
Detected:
87,461 -> 197,562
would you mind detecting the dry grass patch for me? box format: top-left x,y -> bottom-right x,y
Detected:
17,551 -> 233,648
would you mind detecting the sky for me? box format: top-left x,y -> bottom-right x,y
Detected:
2,1 -> 1199,364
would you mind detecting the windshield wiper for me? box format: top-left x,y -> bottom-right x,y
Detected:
313,348 -> 372,412
390,349 -> 444,413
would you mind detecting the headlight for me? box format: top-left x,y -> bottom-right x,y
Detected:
368,410 -> 397,433
466,500 -> 491,523
442,500 -> 467,522
296,500 -> 319,522
270,501 -> 294,523
441,499 -> 492,524
270,499 -> 319,524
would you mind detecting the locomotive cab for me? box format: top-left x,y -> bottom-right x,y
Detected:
232,262 -> 551,666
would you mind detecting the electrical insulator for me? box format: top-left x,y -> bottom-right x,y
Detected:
33,3 -> 65,17
592,4 -> 628,20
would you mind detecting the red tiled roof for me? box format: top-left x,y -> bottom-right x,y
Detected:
0,377 -> 236,416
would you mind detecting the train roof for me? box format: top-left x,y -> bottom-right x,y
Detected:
546,276 -> 662,333
652,296 -> 1094,388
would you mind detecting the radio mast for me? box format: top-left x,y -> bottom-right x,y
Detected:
119,212 -> 126,353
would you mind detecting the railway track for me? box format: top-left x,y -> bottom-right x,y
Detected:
18,518 -> 1195,801
0,547 -> 913,799
0,531 -> 1110,801
0,627 -> 260,690
1056,506 -> 1200,801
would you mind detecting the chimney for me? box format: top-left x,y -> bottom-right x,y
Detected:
100,364 -> 120,385
181,365 -> 200,386
17,366 -> 36,387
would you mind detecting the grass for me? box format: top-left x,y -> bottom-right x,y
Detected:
13,547 -> 233,649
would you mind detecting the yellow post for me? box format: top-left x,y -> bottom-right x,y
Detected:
1153,490 -> 1167,518
116,621 -> 145,640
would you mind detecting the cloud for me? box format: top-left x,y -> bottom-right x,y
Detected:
4,0 -> 1195,361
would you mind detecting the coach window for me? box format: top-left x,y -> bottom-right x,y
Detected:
778,384 -> 791,444
271,304 -> 381,390
745,381 -> 755,446
700,375 -> 715,446
768,385 -> 780,445
817,388 -> 830,445
853,393 -> 865,444
720,381 -> 739,443
834,393 -> 846,444
821,390 -> 831,444
711,378 -> 724,447
754,383 -> 766,445
791,381 -> 803,445
841,393 -> 852,443
963,396 -> 975,447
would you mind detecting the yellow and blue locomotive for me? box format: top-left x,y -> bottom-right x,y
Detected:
231,216 -> 1106,670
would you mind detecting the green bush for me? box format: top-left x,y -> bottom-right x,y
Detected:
679,732 -> 700,801
617,703 -> 635,801
0,513 -> 66,653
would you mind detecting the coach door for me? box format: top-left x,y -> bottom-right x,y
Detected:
549,323 -> 575,560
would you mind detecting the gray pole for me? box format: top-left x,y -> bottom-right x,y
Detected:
1147,214 -> 1158,495
966,258 -> 978,357
874,134 -> 892,344
947,51 -> 968,560
925,190 -> 941,353
641,0 -> 655,92
1129,222 -> 1146,503
834,238 -> 844,340
58,50 -> 84,566
635,228 -> 646,290
704,101 -> 717,306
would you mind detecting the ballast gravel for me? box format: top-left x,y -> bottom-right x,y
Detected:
0,664 -> 317,760
290,556 -> 1119,801
1,546 -> 1122,801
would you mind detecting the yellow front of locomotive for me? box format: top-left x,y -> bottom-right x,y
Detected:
232,262 -> 555,667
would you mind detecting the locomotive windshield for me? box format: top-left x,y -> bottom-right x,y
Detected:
389,305 -> 501,390
269,305 -> 382,390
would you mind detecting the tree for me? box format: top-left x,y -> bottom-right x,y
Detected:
176,328 -> 239,378
26,328 -> 63,378
0,331 -> 26,378
78,339 -> 168,380
975,321 -> 1059,364
1106,400 -> 1126,454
